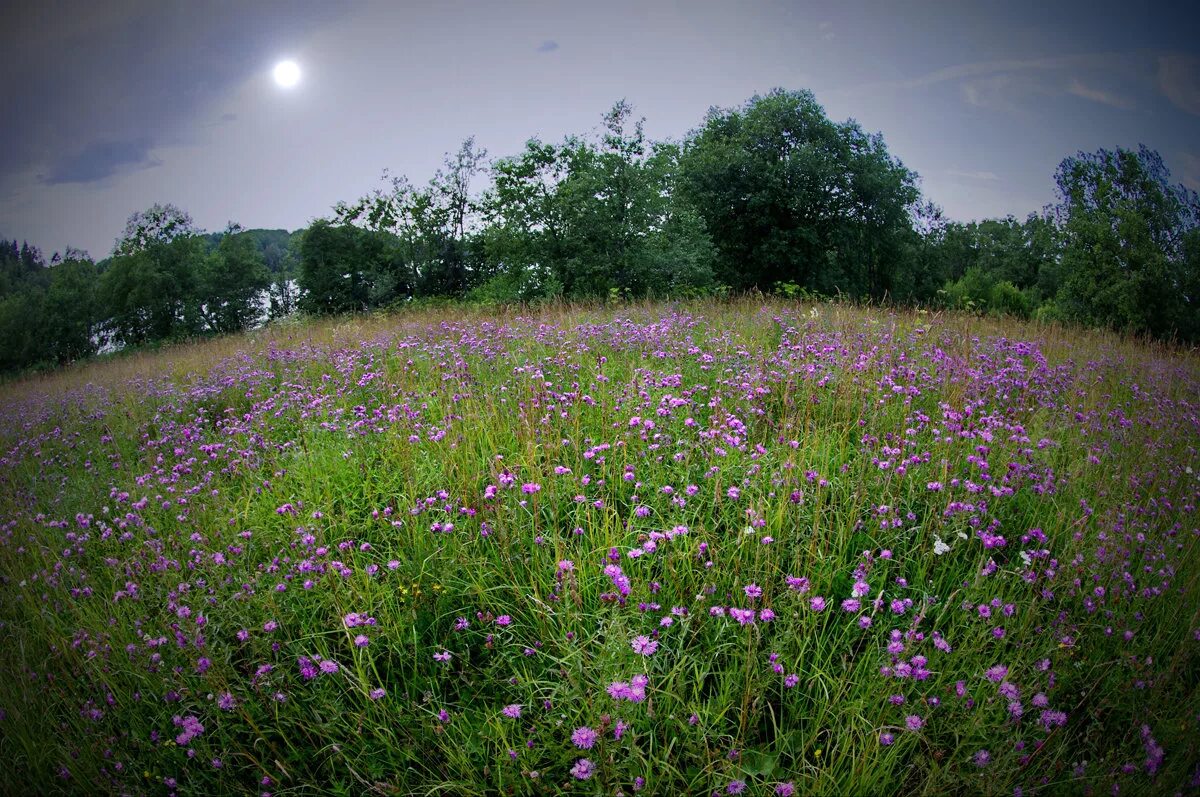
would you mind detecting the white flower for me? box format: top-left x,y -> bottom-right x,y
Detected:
933,537 -> 951,556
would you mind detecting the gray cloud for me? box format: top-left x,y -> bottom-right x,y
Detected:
42,138 -> 161,185
0,1 -> 357,185
537,40 -> 560,53
1158,55 -> 1200,115
1067,78 -> 1135,110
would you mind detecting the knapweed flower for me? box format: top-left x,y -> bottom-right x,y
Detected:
433,650 -> 451,663
298,656 -> 319,680
729,607 -> 756,625
905,715 -> 924,732
571,726 -> 598,749
775,783 -> 796,796
570,758 -> 594,780
502,704 -> 522,719
973,749 -> 991,767
173,715 -> 205,745
985,664 -> 1008,683
727,780 -> 747,794
744,583 -> 762,599
318,659 -> 340,675
608,674 -> 649,702
631,635 -> 658,656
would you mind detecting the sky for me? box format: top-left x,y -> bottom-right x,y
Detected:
1,0 -> 1198,259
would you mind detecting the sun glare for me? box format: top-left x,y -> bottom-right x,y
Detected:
273,60 -> 301,88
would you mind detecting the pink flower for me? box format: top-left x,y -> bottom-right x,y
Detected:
571,726 -> 598,749
631,635 -> 658,656
984,664 -> 1008,683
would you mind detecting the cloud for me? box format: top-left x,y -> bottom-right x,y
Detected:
536,40 -> 559,53
1157,54 -> 1200,115
834,51 -> 1180,119
818,21 -> 834,41
0,1 -> 356,185
900,54 -> 1118,91
42,138 -> 160,185
1067,78 -> 1135,110
948,169 -> 1000,181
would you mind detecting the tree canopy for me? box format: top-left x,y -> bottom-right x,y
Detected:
3,91 -> 1198,375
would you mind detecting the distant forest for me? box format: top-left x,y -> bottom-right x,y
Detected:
3,88 -> 1198,373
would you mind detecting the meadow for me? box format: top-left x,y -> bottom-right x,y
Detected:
0,298 -> 1197,796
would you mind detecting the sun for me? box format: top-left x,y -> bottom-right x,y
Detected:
273,60 -> 301,88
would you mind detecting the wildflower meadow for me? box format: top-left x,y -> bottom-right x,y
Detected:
0,298 -> 1197,795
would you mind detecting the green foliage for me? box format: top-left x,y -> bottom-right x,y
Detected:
7,97 -> 1200,375
0,290 -> 47,371
99,235 -> 207,345
113,202 -> 198,257
482,102 -> 716,299
987,280 -> 1031,318
1052,145 -> 1200,340
43,256 -> 100,362
297,221 -> 409,314
678,88 -> 919,299
1,300 -> 1197,793
201,229 -> 271,333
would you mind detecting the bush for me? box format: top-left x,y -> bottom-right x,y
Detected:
987,280 -> 1031,318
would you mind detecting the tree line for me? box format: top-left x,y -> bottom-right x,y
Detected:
2,88 -> 1198,374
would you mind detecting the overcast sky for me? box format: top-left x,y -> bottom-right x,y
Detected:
1,0 -> 1197,259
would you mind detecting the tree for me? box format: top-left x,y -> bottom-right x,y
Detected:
97,203 -> 209,346
480,102 -> 714,299
43,255 -> 100,362
114,202 -> 198,256
297,221 -> 404,314
336,138 -> 488,299
0,290 -> 45,371
1052,146 -> 1199,340
678,88 -> 919,298
199,225 -> 270,333
99,234 -> 207,346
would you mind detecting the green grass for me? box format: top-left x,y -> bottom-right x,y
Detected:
0,298 -> 1197,795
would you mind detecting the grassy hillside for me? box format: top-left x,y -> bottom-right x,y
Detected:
0,299 -> 1197,795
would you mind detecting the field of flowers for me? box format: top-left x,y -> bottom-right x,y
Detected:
0,299 -> 1197,796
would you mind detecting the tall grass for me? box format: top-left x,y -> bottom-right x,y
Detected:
0,298 -> 1197,795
